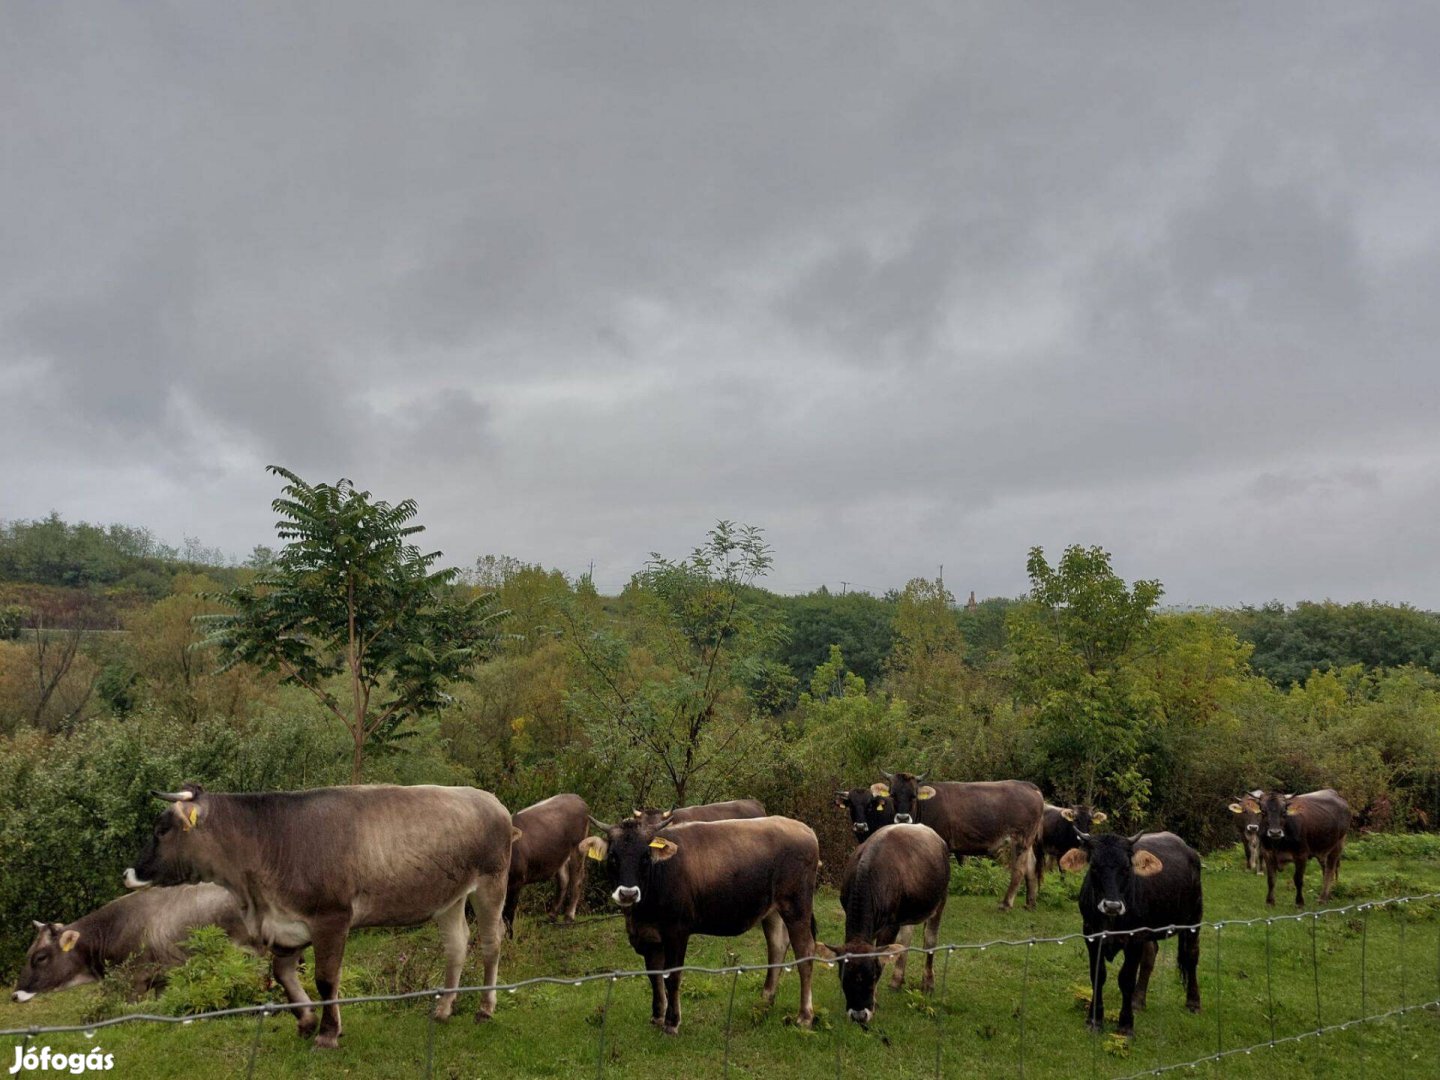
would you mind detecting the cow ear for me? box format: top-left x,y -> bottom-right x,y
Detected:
173,801 -> 200,831
869,782 -> 890,798
1132,850 -> 1164,877
1059,848 -> 1088,873
1242,798 -> 1260,813
1285,803 -> 1300,816
834,791 -> 849,808
579,836 -> 608,862
58,929 -> 80,953
877,943 -> 907,966
632,809 -> 643,819
648,837 -> 679,861
813,942 -> 838,964
511,827 -> 523,845
918,786 -> 937,800
1091,811 -> 1108,825
1060,808 -> 1077,822
1227,802 -> 1244,814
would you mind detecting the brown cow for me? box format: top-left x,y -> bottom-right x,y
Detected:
504,793 -> 590,933
816,822 -> 950,1024
1242,789 -> 1351,906
12,885 -> 254,1002
632,799 -> 766,828
124,783 -> 516,1049
1033,804 -> 1108,888
1226,790 -> 1265,875
579,815 -> 819,1034
878,772 -> 1044,910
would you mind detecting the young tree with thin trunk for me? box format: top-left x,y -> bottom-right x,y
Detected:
207,466 -> 506,782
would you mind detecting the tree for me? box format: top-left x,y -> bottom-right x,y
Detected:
1008,545 -> 1163,819
207,466 -> 507,782
563,521 -> 782,805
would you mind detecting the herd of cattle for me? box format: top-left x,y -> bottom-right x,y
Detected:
10,775 -> 1353,1047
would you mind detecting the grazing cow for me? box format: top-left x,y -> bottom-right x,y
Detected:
1034,804 -> 1108,887
1060,831 -> 1202,1037
832,787 -> 897,844
504,793 -> 590,934
632,799 -> 766,828
816,823 -> 949,1023
579,815 -> 819,1034
1226,790 -> 1265,875
1242,789 -> 1351,907
877,772 -> 1044,910
12,885 -> 253,1002
123,783 -> 516,1049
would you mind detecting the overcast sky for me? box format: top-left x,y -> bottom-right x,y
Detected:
4,3 -> 1438,605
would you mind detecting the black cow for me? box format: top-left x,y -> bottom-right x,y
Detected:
832,786 -> 897,844
816,823 -> 950,1023
1061,831 -> 1202,1037
1243,789 -> 1351,906
1034,804 -> 1108,887
579,815 -> 819,1034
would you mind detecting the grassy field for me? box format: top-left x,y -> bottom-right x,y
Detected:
4,838 -> 1439,1079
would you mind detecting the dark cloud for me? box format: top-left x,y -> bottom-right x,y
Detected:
2,2 -> 1439,606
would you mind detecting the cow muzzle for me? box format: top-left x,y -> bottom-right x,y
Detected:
852,822 -> 869,835
1246,824 -> 1259,833
11,990 -> 35,1003
122,868 -> 152,890
894,814 -> 913,824
1098,900 -> 1125,916
846,1007 -> 873,1024
612,886 -> 641,907
1266,828 -> 1285,839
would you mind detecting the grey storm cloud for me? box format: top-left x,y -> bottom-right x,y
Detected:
3,2 -> 1440,605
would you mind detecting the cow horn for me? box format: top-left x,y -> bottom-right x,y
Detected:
32,920 -> 47,932
1126,832 -> 1146,845
151,789 -> 194,802
882,770 -> 895,782
1248,789 -> 1264,798
915,771 -> 929,783
587,814 -> 613,832
1073,831 -> 1092,844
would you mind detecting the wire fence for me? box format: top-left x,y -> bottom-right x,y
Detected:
5,892 -> 1439,1079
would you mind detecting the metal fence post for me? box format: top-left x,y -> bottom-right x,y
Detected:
722,968 -> 740,1079
595,976 -> 616,1079
1214,922 -> 1223,1058
1017,941 -> 1032,1079
245,1006 -> 267,1080
425,993 -> 440,1080
1265,919 -> 1277,1046
934,945 -> 952,1079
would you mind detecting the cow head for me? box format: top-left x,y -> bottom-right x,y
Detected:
632,807 -> 675,829
877,771 -> 933,824
1253,791 -> 1297,840
1227,790 -> 1264,835
1058,805 -> 1106,841
124,784 -> 211,890
578,817 -> 678,909
1059,833 -> 1164,918
814,940 -> 906,1023
833,788 -> 896,841
11,922 -> 92,1002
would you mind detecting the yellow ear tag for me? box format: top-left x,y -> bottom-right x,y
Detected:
874,785 -> 890,797
875,800 -> 884,810
60,937 -> 75,953
180,805 -> 199,831
648,838 -> 669,850
919,789 -> 934,800
586,845 -> 603,861
1286,805 -> 1299,816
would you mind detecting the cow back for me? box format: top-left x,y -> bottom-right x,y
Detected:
511,793 -> 589,886
1286,789 -> 1351,855
839,824 -> 949,942
1131,832 -> 1203,929
921,781 -> 1043,855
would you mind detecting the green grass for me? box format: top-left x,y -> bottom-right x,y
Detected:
5,838 -> 1440,1079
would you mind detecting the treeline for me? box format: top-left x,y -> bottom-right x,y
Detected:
3,498 -> 1440,976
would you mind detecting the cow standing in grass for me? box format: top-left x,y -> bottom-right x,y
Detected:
878,772 -> 1043,910
123,783 -> 516,1049
504,793 -> 591,934
1244,789 -> 1351,906
579,814 -> 819,1034
1061,831 -> 1202,1037
632,799 -> 766,828
1226,791 -> 1265,875
833,787 -> 896,844
816,823 -> 949,1024
1033,804 -> 1107,887
12,885 -> 254,1002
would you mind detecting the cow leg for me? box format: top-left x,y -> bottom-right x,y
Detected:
1033,845 -> 1047,890
1293,857 -> 1307,908
471,874 -> 507,1021
888,924 -> 912,990
1115,944 -> 1143,1036
549,867 -> 568,920
642,944 -> 668,1026
1264,851 -> 1277,906
1133,940 -> 1157,1010
1319,850 -> 1340,903
308,913 -> 351,1050
270,947 -> 316,1038
760,911 -> 788,1002
661,934 -> 689,1035
1085,938 -> 1106,1031
1021,839 -> 1039,910
564,847 -> 586,922
501,884 -> 519,939
1001,840 -> 1034,911
1178,928 -> 1201,1013
920,907 -> 943,994
781,908 -> 817,1030
432,895 -> 469,1021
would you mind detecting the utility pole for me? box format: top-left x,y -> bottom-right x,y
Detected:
840,580 -> 850,596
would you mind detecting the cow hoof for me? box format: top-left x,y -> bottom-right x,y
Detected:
651,1016 -> 666,1027
1186,1002 -> 1202,1015
313,1033 -> 341,1050
1086,1018 -> 1105,1033
474,1008 -> 494,1023
794,1014 -> 814,1030
1116,1025 -> 1133,1038
296,1018 -> 318,1039
662,1024 -> 680,1036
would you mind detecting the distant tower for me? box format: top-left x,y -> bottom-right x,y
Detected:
965,590 -> 978,611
